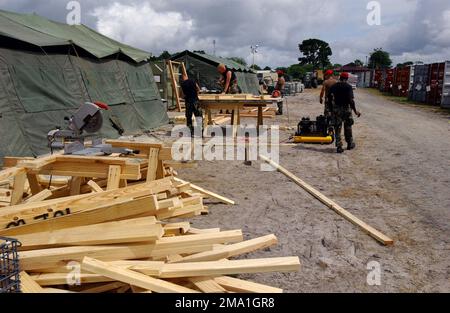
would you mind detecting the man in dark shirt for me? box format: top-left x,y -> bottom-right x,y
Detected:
217,64 -> 241,94
327,72 -> 362,153
180,74 -> 202,135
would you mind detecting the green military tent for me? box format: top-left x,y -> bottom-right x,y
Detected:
171,50 -> 260,95
0,9 -> 168,162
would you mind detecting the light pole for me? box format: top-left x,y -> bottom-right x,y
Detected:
250,45 -> 259,70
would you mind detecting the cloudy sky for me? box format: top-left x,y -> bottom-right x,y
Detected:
1,0 -> 449,67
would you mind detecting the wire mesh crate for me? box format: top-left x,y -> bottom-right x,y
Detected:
0,237 -> 21,293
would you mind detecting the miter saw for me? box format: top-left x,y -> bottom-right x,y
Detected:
47,102 -> 139,156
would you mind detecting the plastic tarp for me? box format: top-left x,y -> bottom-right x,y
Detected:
0,9 -> 150,62
0,47 -> 168,162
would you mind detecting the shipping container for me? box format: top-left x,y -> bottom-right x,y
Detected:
392,67 -> 411,97
426,62 -> 446,106
379,69 -> 394,92
373,69 -> 383,88
409,64 -> 429,103
440,61 -> 450,108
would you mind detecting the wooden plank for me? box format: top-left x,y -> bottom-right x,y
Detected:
81,282 -> 127,293
146,148 -> 160,181
87,180 -> 104,193
32,272 -> 113,286
25,189 -> 53,203
259,155 -> 394,246
0,178 -> 173,233
163,222 -> 190,236
2,197 -> 158,236
133,257 -> 301,278
69,177 -> 82,196
27,173 -> 42,195
188,277 -> 226,293
214,276 -> 283,293
106,165 -> 121,191
174,178 -> 235,205
15,217 -> 163,249
167,60 -> 182,112
10,169 -> 27,205
173,234 -> 278,263
82,257 -> 198,293
2,157 -> 34,168
20,271 -> 45,293
43,288 -> 75,293
19,242 -> 215,271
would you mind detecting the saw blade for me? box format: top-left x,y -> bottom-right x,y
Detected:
83,111 -> 103,133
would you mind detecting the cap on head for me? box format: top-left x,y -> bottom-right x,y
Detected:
325,70 -> 334,76
217,64 -> 226,73
340,72 -> 350,80
277,70 -> 284,77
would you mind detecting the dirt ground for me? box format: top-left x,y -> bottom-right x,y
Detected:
152,88 -> 450,292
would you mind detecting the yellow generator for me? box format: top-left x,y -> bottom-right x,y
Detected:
293,115 -> 335,145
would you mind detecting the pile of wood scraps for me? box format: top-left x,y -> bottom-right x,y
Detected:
0,140 -> 300,293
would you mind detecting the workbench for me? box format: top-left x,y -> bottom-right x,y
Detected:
198,94 -> 281,136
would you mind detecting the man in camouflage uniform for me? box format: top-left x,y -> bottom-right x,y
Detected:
327,72 -> 362,154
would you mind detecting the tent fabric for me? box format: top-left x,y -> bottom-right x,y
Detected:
171,50 -> 260,95
0,9 -> 150,62
0,49 -> 168,162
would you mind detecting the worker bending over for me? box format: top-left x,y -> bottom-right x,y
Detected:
320,69 -> 337,113
180,73 -> 202,136
217,64 -> 241,94
275,70 -> 286,115
327,72 -> 361,154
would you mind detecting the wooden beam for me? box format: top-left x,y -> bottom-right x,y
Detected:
25,189 -> 53,203
259,155 -> 394,246
2,197 -> 158,236
15,217 -> 163,249
146,148 -> 160,181
10,169 -> 27,205
20,271 -> 45,293
174,178 -> 235,205
172,234 -> 278,263
69,177 -> 82,196
87,180 -> 104,193
188,277 -> 226,293
134,257 -> 301,278
106,165 -> 121,191
214,276 -> 283,293
27,173 -> 42,195
32,272 -> 113,286
82,257 -> 198,293
80,282 -> 127,293
167,60 -> 182,112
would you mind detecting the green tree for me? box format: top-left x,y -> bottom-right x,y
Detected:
227,57 -> 247,66
354,59 -> 364,67
263,66 -> 272,70
369,48 -> 392,69
150,50 -> 172,61
333,63 -> 342,69
298,39 -> 332,69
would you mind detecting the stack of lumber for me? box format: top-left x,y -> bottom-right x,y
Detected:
216,107 -> 277,119
0,141 -> 300,293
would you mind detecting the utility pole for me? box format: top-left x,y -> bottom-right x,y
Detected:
250,45 -> 259,70
213,40 -> 216,56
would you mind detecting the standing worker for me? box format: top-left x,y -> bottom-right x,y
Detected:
180,73 -> 202,136
320,69 -> 337,114
274,70 -> 286,115
327,72 -> 362,154
217,64 -> 241,94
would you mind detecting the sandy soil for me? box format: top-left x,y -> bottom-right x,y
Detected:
154,88 -> 450,292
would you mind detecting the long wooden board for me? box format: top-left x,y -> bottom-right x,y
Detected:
259,155 -> 394,246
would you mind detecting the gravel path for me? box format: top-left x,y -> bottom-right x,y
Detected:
174,88 -> 450,292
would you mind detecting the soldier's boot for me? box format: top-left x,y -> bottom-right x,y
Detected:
347,142 -> 356,150
276,101 -> 283,115
337,146 -> 344,154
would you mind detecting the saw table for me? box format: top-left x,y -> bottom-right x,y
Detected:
198,94 -> 281,137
